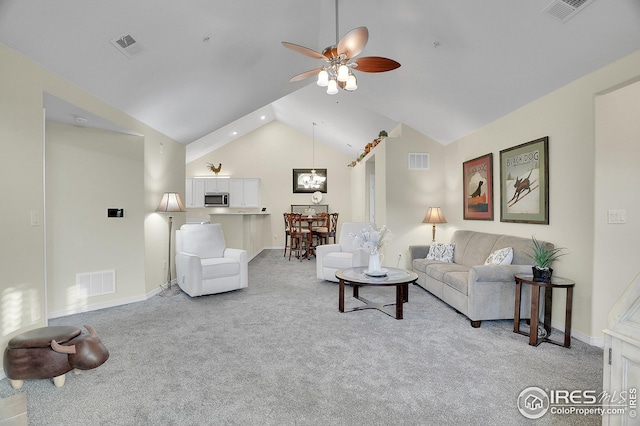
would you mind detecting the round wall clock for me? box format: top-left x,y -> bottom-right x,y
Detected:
311,191 -> 323,204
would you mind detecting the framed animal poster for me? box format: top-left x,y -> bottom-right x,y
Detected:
499,136 -> 549,224
462,153 -> 494,220
292,168 -> 327,193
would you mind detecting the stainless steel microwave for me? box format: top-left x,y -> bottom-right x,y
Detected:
204,192 -> 229,207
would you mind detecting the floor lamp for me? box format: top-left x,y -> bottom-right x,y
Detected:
423,207 -> 447,243
156,192 -> 186,296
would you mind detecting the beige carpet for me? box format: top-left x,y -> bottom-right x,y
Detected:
0,250 -> 604,425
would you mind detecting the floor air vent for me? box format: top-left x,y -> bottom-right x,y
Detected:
76,270 -> 116,297
110,33 -> 146,58
542,0 -> 596,23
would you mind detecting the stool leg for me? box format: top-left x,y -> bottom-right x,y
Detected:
53,374 -> 66,387
10,379 -> 24,389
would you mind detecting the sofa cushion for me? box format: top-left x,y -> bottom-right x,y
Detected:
484,247 -> 513,265
426,243 -> 455,262
425,262 -> 470,282
201,257 -> 240,279
323,252 -> 355,270
180,224 -> 226,259
443,271 -> 470,296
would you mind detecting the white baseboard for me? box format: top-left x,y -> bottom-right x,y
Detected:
550,319 -> 604,348
48,284 -> 165,319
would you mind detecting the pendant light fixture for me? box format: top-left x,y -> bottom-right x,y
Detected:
301,122 -> 326,189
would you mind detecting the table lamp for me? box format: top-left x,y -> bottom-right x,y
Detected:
423,207 -> 447,243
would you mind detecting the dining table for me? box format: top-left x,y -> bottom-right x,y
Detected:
301,215 -> 325,259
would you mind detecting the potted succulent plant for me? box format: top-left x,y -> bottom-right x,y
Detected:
526,236 -> 567,282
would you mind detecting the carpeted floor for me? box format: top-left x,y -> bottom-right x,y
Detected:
1,250 -> 604,425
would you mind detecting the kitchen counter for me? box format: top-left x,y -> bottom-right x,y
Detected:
209,213 -> 270,259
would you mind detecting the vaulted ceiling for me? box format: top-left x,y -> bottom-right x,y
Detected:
1,0 -> 639,162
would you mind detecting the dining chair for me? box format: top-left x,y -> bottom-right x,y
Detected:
314,212 -> 339,245
312,212 -> 329,246
283,212 -> 291,257
286,213 -> 311,261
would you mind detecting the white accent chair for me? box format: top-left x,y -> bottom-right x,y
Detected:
175,223 -> 248,297
316,222 -> 373,282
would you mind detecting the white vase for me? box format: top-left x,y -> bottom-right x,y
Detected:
368,252 -> 382,274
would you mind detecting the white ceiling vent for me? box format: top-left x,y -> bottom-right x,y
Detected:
110,33 -> 147,58
408,153 -> 429,170
542,0 -> 596,23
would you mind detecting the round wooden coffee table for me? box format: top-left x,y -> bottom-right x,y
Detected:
336,267 -> 418,320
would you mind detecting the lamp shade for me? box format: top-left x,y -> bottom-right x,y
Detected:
345,74 -> 357,91
156,192 -> 186,213
337,64 -> 349,82
317,69 -> 329,87
423,207 -> 447,224
326,79 -> 339,95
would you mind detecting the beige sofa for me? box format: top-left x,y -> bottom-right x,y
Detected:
409,230 -> 552,327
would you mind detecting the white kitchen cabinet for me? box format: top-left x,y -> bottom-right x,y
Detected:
185,178 -> 205,208
204,177 -> 230,193
229,178 -> 260,208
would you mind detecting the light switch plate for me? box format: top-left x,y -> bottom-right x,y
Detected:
30,210 -> 40,226
608,210 -> 626,224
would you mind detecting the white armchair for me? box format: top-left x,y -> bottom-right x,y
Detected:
316,222 -> 373,282
175,223 -> 248,297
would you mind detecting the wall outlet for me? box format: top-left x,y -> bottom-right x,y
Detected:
163,260 -> 167,270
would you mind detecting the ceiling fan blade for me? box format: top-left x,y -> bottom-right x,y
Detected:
289,68 -> 322,82
281,42 -> 326,60
353,56 -> 401,72
337,27 -> 368,59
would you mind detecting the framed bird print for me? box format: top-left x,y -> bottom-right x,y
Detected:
463,153 -> 494,220
499,137 -> 549,224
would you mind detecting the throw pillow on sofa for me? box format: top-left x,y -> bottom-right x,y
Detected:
426,243 -> 455,262
484,247 -> 513,265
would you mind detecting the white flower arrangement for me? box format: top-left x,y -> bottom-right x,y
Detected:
350,225 -> 393,255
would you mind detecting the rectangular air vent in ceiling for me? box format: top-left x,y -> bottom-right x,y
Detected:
110,33 -> 146,58
542,0 -> 596,23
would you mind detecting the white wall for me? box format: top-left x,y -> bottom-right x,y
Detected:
0,44 -> 46,356
347,50 -> 640,343
46,122 -> 146,316
350,125 -> 447,270
444,50 -> 640,343
593,80 -> 640,334
185,121 -> 353,249
0,42 -> 185,372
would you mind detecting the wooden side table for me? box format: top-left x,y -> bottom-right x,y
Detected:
514,273 -> 575,348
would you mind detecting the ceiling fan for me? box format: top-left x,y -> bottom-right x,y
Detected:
281,0 -> 400,94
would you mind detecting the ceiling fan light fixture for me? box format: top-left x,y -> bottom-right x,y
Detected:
282,1 -> 400,95
345,74 -> 357,91
337,64 -> 349,82
317,69 -> 329,86
326,79 -> 339,95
